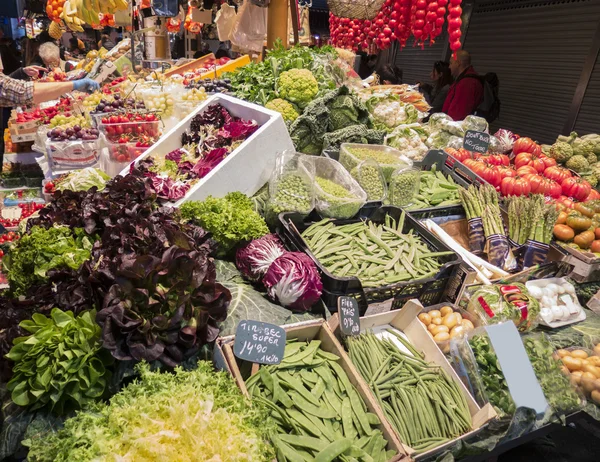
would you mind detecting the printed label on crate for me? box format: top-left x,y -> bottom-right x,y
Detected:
485,323 -> 548,415
338,296 -> 360,336
463,130 -> 490,153
234,320 -> 286,365
47,140 -> 100,169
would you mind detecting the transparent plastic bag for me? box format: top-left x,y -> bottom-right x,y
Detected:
303,156 -> 367,219
266,151 -> 315,224
215,3 -> 237,41
446,135 -> 465,150
230,0 -> 267,53
339,143 -> 412,183
387,166 -> 420,207
384,126 -> 429,161
428,112 -> 453,131
462,115 -> 489,133
351,159 -> 387,202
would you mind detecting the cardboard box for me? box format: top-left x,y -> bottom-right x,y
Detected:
220,319 -> 408,461
10,132 -> 36,143
328,300 -> 497,460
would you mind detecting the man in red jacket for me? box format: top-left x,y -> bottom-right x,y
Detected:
442,50 -> 483,121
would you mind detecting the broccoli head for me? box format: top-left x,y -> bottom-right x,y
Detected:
549,141 -> 574,164
566,154 -> 589,173
265,98 -> 300,122
278,69 -> 319,108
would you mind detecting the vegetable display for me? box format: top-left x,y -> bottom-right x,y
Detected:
7,309 -> 111,415
246,339 -> 395,461
301,213 -> 452,287
523,333 -> 582,415
25,362 -> 275,462
347,330 -> 472,453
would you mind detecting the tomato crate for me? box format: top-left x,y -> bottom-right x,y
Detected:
277,205 -> 462,314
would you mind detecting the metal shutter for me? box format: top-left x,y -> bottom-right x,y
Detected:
574,51 -> 600,135
464,0 -> 600,143
393,32 -> 449,85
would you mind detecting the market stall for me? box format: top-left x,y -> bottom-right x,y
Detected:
2,1 -> 600,460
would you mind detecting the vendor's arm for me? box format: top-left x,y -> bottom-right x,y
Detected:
33,78 -> 100,105
0,74 -> 99,107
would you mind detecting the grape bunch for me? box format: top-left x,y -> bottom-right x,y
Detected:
82,92 -> 104,111
49,114 -> 89,129
181,87 -> 207,103
47,126 -> 99,142
186,78 -> 233,93
144,93 -> 175,116
93,94 -> 145,114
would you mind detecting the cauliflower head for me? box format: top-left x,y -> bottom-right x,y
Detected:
265,98 -> 299,122
582,173 -> 598,188
278,69 -> 319,108
549,141 -> 573,164
566,154 -> 589,173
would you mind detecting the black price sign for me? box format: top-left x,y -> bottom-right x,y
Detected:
463,130 -> 490,153
233,320 -> 286,365
338,296 -> 360,336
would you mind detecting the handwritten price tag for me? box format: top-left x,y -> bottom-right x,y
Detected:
338,296 -> 360,336
463,130 -> 490,154
233,320 -> 286,365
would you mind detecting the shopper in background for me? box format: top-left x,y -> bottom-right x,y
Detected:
377,64 -> 403,85
9,42 -> 63,80
99,34 -> 116,51
442,50 -> 483,121
422,61 -> 453,114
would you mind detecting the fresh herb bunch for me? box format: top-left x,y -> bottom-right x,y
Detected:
180,192 -> 269,256
24,362 -> 276,462
6,309 -> 112,415
469,334 -> 516,417
3,225 -> 96,296
523,333 -> 582,415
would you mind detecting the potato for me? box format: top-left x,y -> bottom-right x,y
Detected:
582,372 -> 597,394
440,306 -> 454,317
594,379 -> 600,392
428,323 -> 437,332
434,332 -> 450,342
431,325 -> 449,336
588,356 -> 600,367
571,349 -> 589,360
563,356 -> 583,372
592,390 -> 600,405
431,317 -> 443,326
583,364 -> 600,378
429,310 -> 441,319
571,370 -> 583,386
557,349 -> 570,358
442,343 -> 450,354
418,313 -> 432,326
594,344 -> 600,356
443,313 -> 459,329
560,365 -> 569,375
461,319 -> 475,330
454,312 -> 463,322
450,325 -> 465,339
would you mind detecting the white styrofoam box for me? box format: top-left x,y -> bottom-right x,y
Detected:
121,94 -> 295,206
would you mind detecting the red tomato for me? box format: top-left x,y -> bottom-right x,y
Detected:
484,154 -> 510,166
586,190 -> 600,202
497,165 -> 517,179
514,152 -> 546,173
528,175 -> 562,199
539,153 -> 557,169
544,165 -> 572,183
516,165 -> 538,176
445,147 -> 471,162
557,195 -> 575,209
479,164 -> 502,187
500,175 -> 531,197
463,158 -> 486,176
561,177 -> 592,202
513,137 -> 542,156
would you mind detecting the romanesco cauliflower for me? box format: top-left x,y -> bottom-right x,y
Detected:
265,98 -> 300,122
566,154 -> 589,173
278,69 -> 319,108
549,141 -> 573,164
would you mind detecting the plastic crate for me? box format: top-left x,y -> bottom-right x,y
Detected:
277,205 -> 462,314
98,119 -> 161,142
1,176 -> 25,188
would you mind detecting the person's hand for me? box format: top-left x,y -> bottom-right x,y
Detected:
23,66 -> 47,77
72,78 -> 100,92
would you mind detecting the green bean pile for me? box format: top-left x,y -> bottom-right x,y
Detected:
247,339 -> 395,462
347,331 -> 472,453
301,213 -> 453,288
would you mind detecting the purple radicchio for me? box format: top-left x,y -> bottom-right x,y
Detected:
165,148 -> 184,163
262,252 -> 322,312
235,234 -> 286,282
191,147 -> 229,179
147,173 -> 190,201
220,120 -> 259,140
494,129 -> 517,153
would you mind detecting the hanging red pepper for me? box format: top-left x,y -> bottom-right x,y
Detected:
447,0 -> 463,56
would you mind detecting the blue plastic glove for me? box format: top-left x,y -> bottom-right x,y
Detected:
73,78 -> 100,93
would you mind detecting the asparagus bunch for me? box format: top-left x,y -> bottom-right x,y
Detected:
507,195 -> 559,245
459,185 -> 483,219
482,205 -> 504,237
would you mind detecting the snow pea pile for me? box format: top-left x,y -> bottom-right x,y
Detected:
301,213 -> 453,287
247,339 -> 395,462
347,330 -> 472,454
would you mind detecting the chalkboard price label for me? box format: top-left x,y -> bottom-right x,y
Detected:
338,296 -> 360,336
463,130 -> 490,154
233,320 -> 286,365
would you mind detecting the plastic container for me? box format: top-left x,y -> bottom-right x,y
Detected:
339,143 -> 412,182
277,205 -> 462,313
1,176 -> 25,188
98,119 -> 161,142
388,166 -> 420,207
420,303 -> 480,354
24,177 -> 43,188
526,278 -> 586,328
102,134 -> 151,163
